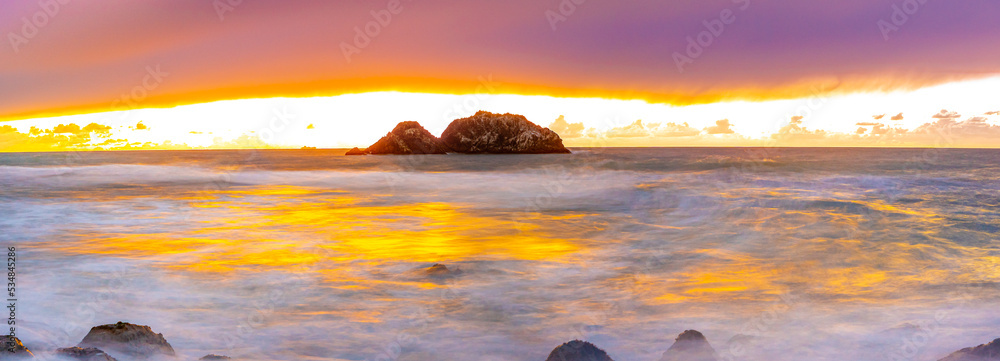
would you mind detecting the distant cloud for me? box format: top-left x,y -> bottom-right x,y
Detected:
650,122 -> 701,137
986,111 -> 1000,116
606,120 -> 651,138
50,123 -> 112,135
704,119 -> 735,134
771,116 -> 828,142
306,124 -> 315,129
189,131 -> 203,134
135,121 -> 148,130
891,113 -> 904,121
856,127 -> 867,134
547,115 -> 585,138
856,122 -> 882,126
0,122 -> 122,151
931,109 -> 960,120
873,114 -> 886,120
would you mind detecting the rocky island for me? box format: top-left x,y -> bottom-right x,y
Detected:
347,111 -> 570,155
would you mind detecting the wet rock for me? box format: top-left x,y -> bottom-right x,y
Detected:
365,121 -> 449,155
425,263 -> 462,278
199,355 -> 232,360
440,111 -> 571,154
660,330 -> 718,361
77,322 -> 175,358
345,147 -> 366,155
545,340 -> 614,361
939,338 -> 1000,361
0,336 -> 33,359
54,347 -> 117,361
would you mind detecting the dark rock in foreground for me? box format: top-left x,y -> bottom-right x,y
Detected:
365,121 -> 449,155
545,340 -> 614,361
660,330 -> 718,361
0,336 -> 34,359
441,111 -> 571,154
939,338 -> 1000,361
78,322 -> 175,358
55,347 -> 117,361
199,355 -> 232,360
345,147 -> 366,155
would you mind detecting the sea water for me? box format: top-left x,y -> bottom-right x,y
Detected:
0,148 -> 997,361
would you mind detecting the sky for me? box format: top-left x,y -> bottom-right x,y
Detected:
1,0 -> 999,150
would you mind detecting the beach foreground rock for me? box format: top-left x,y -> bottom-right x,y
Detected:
441,111 -> 571,154
660,330 -> 718,361
77,322 -> 175,358
939,338 -> 1000,361
0,336 -> 33,359
55,347 -> 118,361
364,121 -> 450,155
545,340 -> 614,361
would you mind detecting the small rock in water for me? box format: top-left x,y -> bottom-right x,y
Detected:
55,347 -> 117,361
0,336 -> 34,359
425,263 -> 462,278
939,338 -> 1000,361
660,330 -> 718,361
199,355 -> 233,360
545,340 -> 615,361
345,147 -> 366,155
77,322 -> 175,358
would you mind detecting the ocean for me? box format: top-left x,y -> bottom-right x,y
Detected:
1,148 -> 998,361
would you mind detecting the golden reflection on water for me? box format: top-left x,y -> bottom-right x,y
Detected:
35,185 -> 1000,315
42,185 -> 584,274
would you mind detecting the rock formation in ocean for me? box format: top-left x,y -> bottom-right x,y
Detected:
199,355 -> 233,360
364,121 -> 450,155
440,111 -> 571,154
77,322 -> 175,358
660,330 -> 718,361
0,336 -> 34,359
545,340 -> 614,361
939,338 -> 1000,361
55,347 -> 118,361
345,147 -> 366,155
